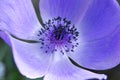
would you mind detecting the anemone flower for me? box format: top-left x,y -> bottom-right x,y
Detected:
0,0 -> 120,80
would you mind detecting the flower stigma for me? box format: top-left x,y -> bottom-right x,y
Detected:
37,17 -> 79,54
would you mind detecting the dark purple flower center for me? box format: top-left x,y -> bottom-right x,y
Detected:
37,17 -> 79,54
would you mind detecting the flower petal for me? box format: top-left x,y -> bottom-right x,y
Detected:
44,53 -> 107,80
79,0 -> 120,41
0,0 -> 42,40
40,0 -> 92,25
2,31 -> 53,79
0,31 -> 11,46
68,28 -> 120,70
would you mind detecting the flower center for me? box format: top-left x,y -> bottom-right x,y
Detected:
37,17 -> 79,54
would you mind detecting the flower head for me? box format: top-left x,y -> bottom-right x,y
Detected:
0,0 -> 120,80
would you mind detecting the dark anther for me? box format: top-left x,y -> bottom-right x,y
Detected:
65,49 -> 69,52
48,20 -> 51,24
63,18 -> 66,21
53,25 -> 57,29
71,50 -> 74,52
37,34 -> 40,36
60,50 -> 64,55
57,17 -> 61,20
39,31 -> 42,35
41,42 -> 44,45
45,51 -> 48,53
40,46 -> 43,49
72,45 -> 74,48
54,49 -> 57,51
41,28 -> 45,33
75,32 -> 79,36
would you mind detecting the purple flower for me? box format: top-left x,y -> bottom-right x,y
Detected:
0,0 -> 120,80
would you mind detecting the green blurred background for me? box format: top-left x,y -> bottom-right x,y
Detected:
0,0 -> 120,80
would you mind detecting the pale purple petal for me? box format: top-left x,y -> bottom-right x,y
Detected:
0,0 -> 42,40
2,31 -> 53,79
0,31 -> 11,46
79,0 -> 120,41
39,0 -> 92,25
68,0 -> 120,70
68,28 -> 120,70
44,53 -> 107,80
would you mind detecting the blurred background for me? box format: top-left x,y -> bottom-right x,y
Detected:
0,0 -> 120,80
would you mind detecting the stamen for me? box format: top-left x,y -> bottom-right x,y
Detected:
37,17 -> 79,54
